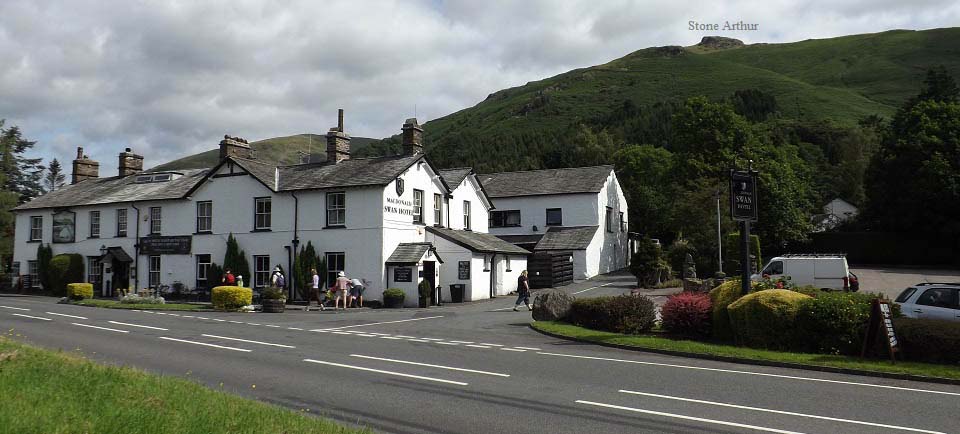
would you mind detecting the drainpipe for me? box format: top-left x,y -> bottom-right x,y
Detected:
290,192 -> 300,300
131,202 -> 141,291
488,253 -> 497,299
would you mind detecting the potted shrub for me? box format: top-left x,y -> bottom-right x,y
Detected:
383,288 -> 405,308
418,280 -> 432,308
261,287 -> 286,313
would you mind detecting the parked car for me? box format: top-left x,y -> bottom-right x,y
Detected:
895,283 -> 960,321
751,254 -> 859,291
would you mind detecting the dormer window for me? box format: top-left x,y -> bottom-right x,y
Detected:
135,173 -> 178,183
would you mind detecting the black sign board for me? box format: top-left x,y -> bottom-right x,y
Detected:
730,170 -> 758,222
393,267 -> 412,282
139,236 -> 192,255
458,261 -> 470,280
861,299 -> 899,362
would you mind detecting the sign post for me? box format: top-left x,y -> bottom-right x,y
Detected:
861,299 -> 899,362
730,167 -> 758,295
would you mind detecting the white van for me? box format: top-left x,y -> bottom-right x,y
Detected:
752,254 -> 859,291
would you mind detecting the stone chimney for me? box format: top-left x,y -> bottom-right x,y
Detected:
325,108 -> 351,164
118,148 -> 144,177
402,118 -> 423,155
219,135 -> 254,160
71,147 -> 99,184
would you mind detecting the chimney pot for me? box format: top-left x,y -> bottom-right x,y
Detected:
326,110 -> 351,164
72,148 -> 99,184
402,118 -> 424,155
119,148 -> 144,177
219,134 -> 254,160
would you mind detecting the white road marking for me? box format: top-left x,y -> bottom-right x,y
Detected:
1,305 -> 30,311
131,310 -> 143,312
264,324 -> 280,328
108,321 -> 168,331
45,312 -> 88,320
379,336 -> 404,340
419,338 -> 444,341
491,306 -> 517,311
212,319 -> 227,322
303,359 -> 468,386
540,352 -> 960,397
181,315 -> 194,318
407,339 -> 431,343
195,317 -> 209,320
71,322 -> 128,333
501,348 -> 526,352
618,390 -> 945,434
11,313 -> 52,321
449,340 -> 474,344
159,337 -> 251,352
478,343 -> 503,347
246,323 -> 261,326
356,334 -> 378,337
201,334 -> 296,348
312,329 -> 330,333
318,315 -> 444,331
166,313 -> 180,317
287,327 -> 304,331
514,346 -> 541,351
333,332 -> 353,335
228,320 -> 244,324
466,344 -> 492,349
434,341 -> 460,346
351,354 -> 511,377
154,312 -> 168,315
576,400 -> 805,434
394,335 -> 417,339
572,282 -> 617,295
365,332 -> 391,336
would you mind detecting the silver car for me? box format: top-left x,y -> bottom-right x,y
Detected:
895,283 -> 960,321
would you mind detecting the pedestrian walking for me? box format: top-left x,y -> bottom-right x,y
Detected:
349,277 -> 366,307
334,271 -> 351,310
222,269 -> 236,285
271,265 -> 285,288
514,270 -> 532,311
308,268 -> 324,311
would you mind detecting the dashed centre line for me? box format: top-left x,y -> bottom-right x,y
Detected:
304,359 -> 468,386
202,334 -> 295,348
1,305 -> 31,311
350,354 -> 510,377
158,337 -> 251,352
11,313 -> 52,321
107,321 -> 168,331
45,312 -> 88,320
72,322 -> 128,333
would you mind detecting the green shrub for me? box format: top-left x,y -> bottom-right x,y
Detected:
893,318 -> 960,364
383,288 -> 405,299
709,279 -> 746,340
66,283 -> 94,300
36,244 -> 53,291
212,286 -> 252,311
794,292 -> 875,355
261,287 -> 286,300
418,280 -> 433,298
723,232 -> 761,276
47,254 -> 84,296
727,289 -> 810,350
569,295 -> 656,334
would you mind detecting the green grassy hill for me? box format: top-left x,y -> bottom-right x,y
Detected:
152,134 -> 377,170
420,27 -> 958,143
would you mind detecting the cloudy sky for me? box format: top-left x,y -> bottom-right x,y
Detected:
1,0 -> 958,175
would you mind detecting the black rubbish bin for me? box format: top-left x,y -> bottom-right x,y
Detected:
449,284 -> 465,303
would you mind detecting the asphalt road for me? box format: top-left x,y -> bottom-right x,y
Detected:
2,280 -> 958,434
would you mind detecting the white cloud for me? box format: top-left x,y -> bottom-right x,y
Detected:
0,0 -> 957,174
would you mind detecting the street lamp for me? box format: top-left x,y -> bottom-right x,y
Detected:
99,245 -> 107,256
716,189 -> 723,275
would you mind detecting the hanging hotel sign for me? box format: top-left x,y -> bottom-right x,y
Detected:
52,210 -> 76,243
139,236 -> 192,255
729,170 -> 759,222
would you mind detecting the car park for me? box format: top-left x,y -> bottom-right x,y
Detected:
752,254 -> 859,291
895,283 -> 960,321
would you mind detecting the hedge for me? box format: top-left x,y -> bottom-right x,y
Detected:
212,286 -> 252,311
660,292 -> 712,337
66,283 -> 94,300
793,291 -> 877,355
569,295 -> 656,334
709,279 -> 746,341
727,289 -> 810,350
48,254 -> 85,296
893,318 -> 960,364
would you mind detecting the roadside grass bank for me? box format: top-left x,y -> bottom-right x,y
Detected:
0,337 -> 367,434
71,299 -> 211,311
532,321 -> 960,382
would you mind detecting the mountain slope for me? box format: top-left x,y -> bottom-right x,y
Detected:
152,134 -> 377,170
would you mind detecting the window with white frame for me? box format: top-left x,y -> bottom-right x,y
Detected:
149,255 -> 161,288
149,207 -> 162,235
254,255 -> 271,288
87,257 -> 101,288
29,216 -> 42,241
326,252 -> 345,286
116,209 -> 127,237
433,193 -> 442,226
413,190 -> 423,224
463,201 -> 471,230
196,201 -> 212,233
27,260 -> 39,288
254,197 -> 271,230
196,254 -> 211,290
89,211 -> 100,238
326,192 -> 345,227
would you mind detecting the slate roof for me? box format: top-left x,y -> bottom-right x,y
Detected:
277,154 -> 427,191
438,168 -> 472,188
427,227 -> 530,255
477,165 -> 613,198
495,234 -> 542,252
534,226 -> 598,251
101,246 -> 133,263
386,242 -> 443,265
14,168 -> 209,211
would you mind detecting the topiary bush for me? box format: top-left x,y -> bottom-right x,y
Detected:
660,292 -> 712,337
569,295 -> 656,334
47,254 -> 85,296
727,289 -> 811,350
212,286 -> 252,311
794,291 -> 876,355
383,288 -> 405,308
66,283 -> 94,300
709,279 -> 747,341
893,318 -> 960,364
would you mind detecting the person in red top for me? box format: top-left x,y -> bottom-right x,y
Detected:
222,269 -> 236,285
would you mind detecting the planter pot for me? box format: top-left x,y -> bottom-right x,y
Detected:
384,296 -> 405,309
418,296 -> 429,308
261,299 -> 286,313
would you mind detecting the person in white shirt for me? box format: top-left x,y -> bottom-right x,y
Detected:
308,268 -> 324,311
349,278 -> 365,308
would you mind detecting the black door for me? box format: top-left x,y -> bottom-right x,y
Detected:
423,261 -> 436,304
112,260 -> 129,297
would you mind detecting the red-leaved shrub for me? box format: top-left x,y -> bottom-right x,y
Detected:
660,292 -> 712,336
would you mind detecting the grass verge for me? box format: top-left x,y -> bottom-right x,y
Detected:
0,337 -> 366,434
71,299 -> 210,311
532,321 -> 960,381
